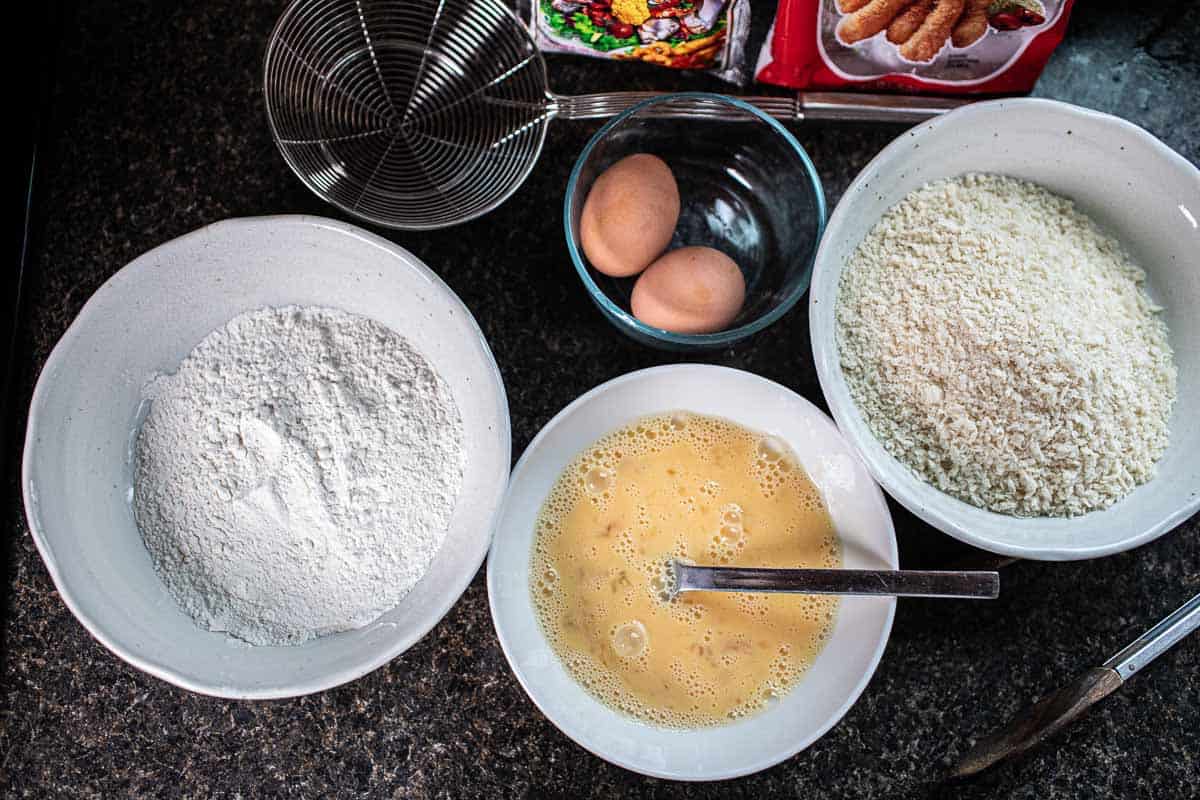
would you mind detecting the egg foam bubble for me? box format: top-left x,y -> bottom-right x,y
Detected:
531,411 -> 841,728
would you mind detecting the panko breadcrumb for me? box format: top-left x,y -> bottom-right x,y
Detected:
836,173 -> 1176,517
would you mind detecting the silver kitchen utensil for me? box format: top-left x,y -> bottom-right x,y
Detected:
952,591 -> 1200,778
263,0 -> 965,230
669,560 -> 999,600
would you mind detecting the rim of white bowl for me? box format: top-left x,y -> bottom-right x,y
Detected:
486,364 -> 897,780
21,214 -> 511,698
810,97 -> 1200,561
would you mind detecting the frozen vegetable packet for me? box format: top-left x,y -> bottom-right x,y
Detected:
525,0 -> 751,85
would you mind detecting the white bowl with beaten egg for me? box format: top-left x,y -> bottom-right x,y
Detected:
22,216 -> 511,698
810,98 -> 1200,560
487,365 -> 897,780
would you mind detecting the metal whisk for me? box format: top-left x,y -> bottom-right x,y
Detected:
264,0 -> 963,230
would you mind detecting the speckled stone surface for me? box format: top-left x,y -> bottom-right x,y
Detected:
3,1 -> 1198,797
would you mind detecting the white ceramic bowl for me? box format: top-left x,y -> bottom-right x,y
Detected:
487,364 -> 897,781
811,98 -> 1200,561
22,216 -> 510,698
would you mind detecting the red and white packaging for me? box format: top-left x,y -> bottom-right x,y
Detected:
755,0 -> 1074,95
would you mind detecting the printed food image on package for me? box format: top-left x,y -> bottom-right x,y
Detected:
826,0 -> 1056,80
756,0 -> 1073,94
531,0 -> 749,82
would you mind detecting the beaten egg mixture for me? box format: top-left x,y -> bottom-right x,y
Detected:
531,412 -> 840,727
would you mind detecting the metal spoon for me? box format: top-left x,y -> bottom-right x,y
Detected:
669,560 -> 1000,600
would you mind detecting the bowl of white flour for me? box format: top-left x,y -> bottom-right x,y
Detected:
22,216 -> 510,697
810,98 -> 1200,560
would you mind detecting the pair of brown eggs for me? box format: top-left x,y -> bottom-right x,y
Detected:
579,154 -> 746,335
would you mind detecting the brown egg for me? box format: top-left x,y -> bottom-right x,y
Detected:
580,153 -> 680,278
631,246 -> 746,334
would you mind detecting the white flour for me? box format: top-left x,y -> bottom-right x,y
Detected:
132,306 -> 464,646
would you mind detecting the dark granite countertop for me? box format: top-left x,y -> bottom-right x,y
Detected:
3,1 -> 1198,797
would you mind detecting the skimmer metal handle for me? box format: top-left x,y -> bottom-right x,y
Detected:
552,91 -> 967,123
671,561 -> 999,600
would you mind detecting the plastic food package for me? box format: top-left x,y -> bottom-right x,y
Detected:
527,0 -> 751,84
756,0 -> 1074,94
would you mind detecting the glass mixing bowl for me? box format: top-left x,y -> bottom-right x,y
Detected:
564,93 -> 826,350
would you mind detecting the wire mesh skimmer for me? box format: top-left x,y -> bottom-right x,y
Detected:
264,0 -> 962,230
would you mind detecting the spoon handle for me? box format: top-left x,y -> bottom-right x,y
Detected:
673,563 -> 999,599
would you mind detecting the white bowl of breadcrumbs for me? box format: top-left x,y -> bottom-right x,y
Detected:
810,98 -> 1200,560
